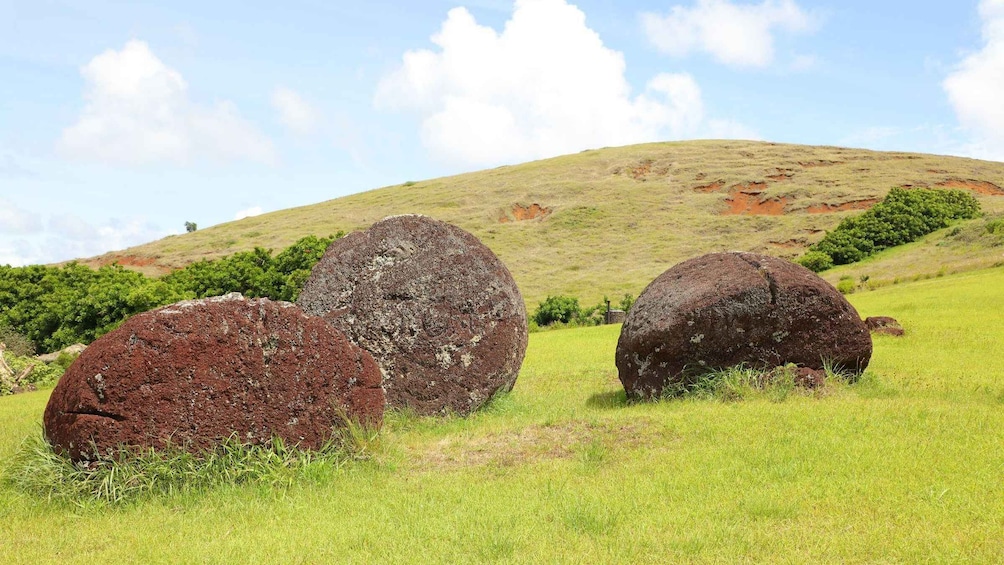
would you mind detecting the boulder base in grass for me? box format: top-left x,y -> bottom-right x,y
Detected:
44,294 -> 384,462
297,214 -> 528,416
616,252 -> 872,399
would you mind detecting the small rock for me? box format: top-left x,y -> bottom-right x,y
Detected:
793,367 -> 827,389
864,316 -> 904,337
37,343 -> 87,363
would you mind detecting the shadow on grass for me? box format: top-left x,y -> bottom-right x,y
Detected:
585,389 -> 628,409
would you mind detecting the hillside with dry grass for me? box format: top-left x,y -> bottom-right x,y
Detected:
81,140 -> 1004,307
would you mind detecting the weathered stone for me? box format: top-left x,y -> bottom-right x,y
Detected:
616,252 -> 872,399
297,214 -> 528,416
44,294 -> 384,462
864,316 -> 904,336
37,343 -> 87,363
793,367 -> 827,389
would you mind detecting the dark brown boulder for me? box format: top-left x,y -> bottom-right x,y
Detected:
616,252 -> 872,399
865,316 -> 904,336
44,294 -> 384,462
297,214 -> 527,416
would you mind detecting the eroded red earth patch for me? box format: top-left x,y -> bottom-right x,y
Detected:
935,178 -> 1004,196
499,203 -> 552,223
722,182 -> 786,215
693,180 -> 724,193
96,255 -> 159,268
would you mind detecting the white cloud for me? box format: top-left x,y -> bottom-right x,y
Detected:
944,0 -> 1004,161
59,40 -> 275,166
0,211 -> 171,267
642,0 -> 814,68
233,206 -> 263,220
376,0 -> 743,167
0,198 -> 43,234
272,87 -> 319,135
0,239 -> 39,267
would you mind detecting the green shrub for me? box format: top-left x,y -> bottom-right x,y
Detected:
836,277 -> 856,295
618,293 -> 635,312
0,324 -> 35,357
986,217 -> 1004,235
797,251 -> 834,273
801,188 -> 981,269
0,234 -> 343,353
533,295 -> 581,326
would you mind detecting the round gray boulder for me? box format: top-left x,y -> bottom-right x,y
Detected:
297,215 -> 528,416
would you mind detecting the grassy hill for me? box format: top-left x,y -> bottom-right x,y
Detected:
82,140 -> 1004,307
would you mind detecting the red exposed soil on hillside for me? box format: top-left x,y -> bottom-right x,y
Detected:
719,181 -> 787,215
805,199 -> 879,214
734,182 -> 767,192
693,181 -> 724,193
723,192 -> 788,215
630,160 -> 652,179
935,178 -> 1004,196
499,203 -> 552,223
95,255 -> 159,268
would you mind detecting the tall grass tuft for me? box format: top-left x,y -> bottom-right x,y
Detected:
2,420 -> 378,507
664,363 -> 856,403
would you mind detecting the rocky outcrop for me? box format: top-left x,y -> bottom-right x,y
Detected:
298,215 -> 528,416
44,294 -> 384,462
865,316 -> 904,336
616,252 -> 872,399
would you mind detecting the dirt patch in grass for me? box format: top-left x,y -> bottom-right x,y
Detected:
805,199 -> 879,213
693,180 -> 725,193
499,203 -> 552,223
96,254 -> 159,267
935,178 -> 1004,196
614,159 -> 671,181
408,419 -> 668,472
722,182 -> 788,215
799,160 -> 844,168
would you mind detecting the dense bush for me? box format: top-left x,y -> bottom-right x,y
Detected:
531,293 -> 636,329
799,188 -> 981,271
162,234 -> 340,302
797,251 -> 834,273
0,234 -> 341,353
0,323 -> 36,357
533,295 -> 581,326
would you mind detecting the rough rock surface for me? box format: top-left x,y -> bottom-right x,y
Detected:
297,214 -> 528,416
616,252 -> 872,399
44,294 -> 384,462
864,316 -> 905,336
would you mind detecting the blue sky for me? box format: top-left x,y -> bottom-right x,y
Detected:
2,0 -> 1003,266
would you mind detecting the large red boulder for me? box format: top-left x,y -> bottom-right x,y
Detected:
44,294 -> 384,462
616,252 -> 872,399
297,215 -> 528,416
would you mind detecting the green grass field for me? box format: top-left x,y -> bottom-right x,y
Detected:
3,266 -> 1003,562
